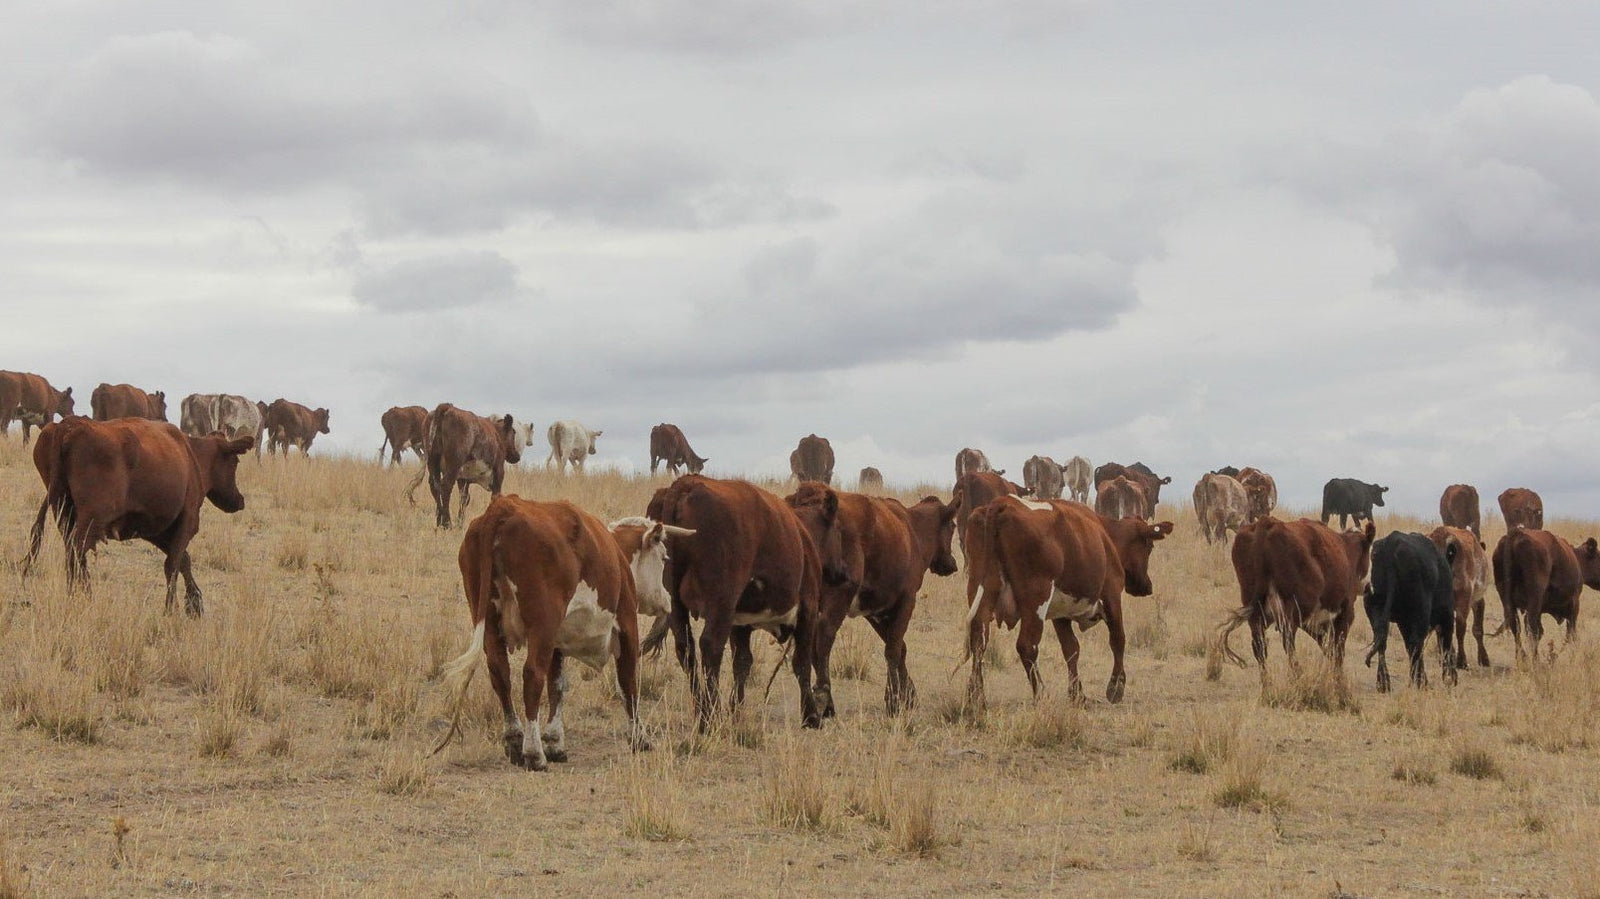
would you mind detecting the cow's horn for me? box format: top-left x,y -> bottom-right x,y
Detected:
662,525 -> 697,538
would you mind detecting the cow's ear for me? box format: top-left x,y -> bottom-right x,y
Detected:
1379,485 -> 1390,493
1152,521 -> 1174,538
226,436 -> 255,455
646,521 -> 666,548
1584,537 -> 1599,557
62,387 -> 72,397
593,430 -> 604,438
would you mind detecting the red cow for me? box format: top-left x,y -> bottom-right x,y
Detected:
0,371 -> 75,445
379,405 -> 429,465
1094,475 -> 1146,521
90,383 -> 166,421
952,470 -> 1030,551
1429,526 -> 1490,668
1439,484 -> 1481,538
1492,526 -> 1600,662
649,423 -> 708,476
1498,488 -> 1543,531
789,434 -> 835,483
264,398 -> 330,455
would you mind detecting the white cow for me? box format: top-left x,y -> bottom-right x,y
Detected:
546,420 -> 602,474
181,393 -> 266,458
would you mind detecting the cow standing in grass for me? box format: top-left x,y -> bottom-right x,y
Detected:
1364,531 -> 1457,692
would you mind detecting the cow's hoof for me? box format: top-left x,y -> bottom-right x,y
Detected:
545,748 -> 569,764
503,737 -> 523,764
1106,676 -> 1126,704
630,738 -> 653,753
522,755 -> 549,772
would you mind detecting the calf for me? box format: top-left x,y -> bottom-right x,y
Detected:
1429,526 -> 1491,668
1363,532 -> 1457,692
1498,488 -> 1544,531
1320,477 -> 1388,528
1023,455 -> 1067,500
1439,484 -> 1481,537
1492,526 -> 1600,662
1094,475 -> 1146,521
379,405 -> 429,465
1063,455 -> 1091,504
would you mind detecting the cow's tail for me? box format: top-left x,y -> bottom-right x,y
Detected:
953,502 -> 1006,675
1214,606 -> 1255,669
429,518 -> 498,757
23,438 -> 76,576
378,432 -> 392,462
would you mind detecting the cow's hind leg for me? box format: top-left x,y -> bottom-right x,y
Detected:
615,619 -> 650,752
1049,619 -> 1084,702
869,596 -> 917,715
483,618 -> 523,764
730,625 -> 754,709
519,647 -> 551,771
542,651 -> 569,763
1016,610 -> 1046,698
1472,598 -> 1490,667
810,611 -> 842,719
1102,595 -> 1127,703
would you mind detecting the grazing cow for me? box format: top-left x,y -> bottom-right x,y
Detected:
963,495 -> 1172,706
952,470 -> 1030,551
91,383 -> 166,421
434,497 -> 693,769
647,475 -> 843,730
1063,456 -> 1091,504
1492,527 -> 1600,662
1095,462 -> 1171,517
649,423 -> 707,477
1363,532 -> 1457,692
263,399 -> 330,455
1023,455 -> 1068,500
1095,475 -> 1146,521
1498,488 -> 1544,531
955,447 -> 1000,482
1193,472 -> 1250,544
1429,526 -> 1491,668
1237,467 -> 1278,523
1320,477 -> 1388,528
0,371 -> 74,445
546,420 -> 602,474
1217,516 -> 1377,674
789,434 -> 835,484
786,483 -> 958,716
379,405 -> 429,465
23,417 -> 253,614
424,403 -> 522,528
1439,484 -> 1481,537
857,467 -> 884,494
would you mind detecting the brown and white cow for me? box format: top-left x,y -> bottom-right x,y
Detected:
23,417 -> 253,615
955,447 -> 1000,482
1094,461 -> 1171,518
1063,455 -> 1091,504
264,398 -> 330,455
1217,516 -> 1376,675
1498,488 -> 1544,531
962,495 -> 1172,706
1023,455 -> 1068,500
434,496 -> 692,769
1429,525 -> 1490,668
1492,526 -> 1600,662
649,423 -> 707,477
789,434 -> 835,484
647,474 -> 844,730
952,470 -> 1030,551
1095,475 -> 1146,521
182,394 -> 266,456
786,483 -> 958,716
857,467 -> 885,494
1194,472 -> 1250,544
423,403 -> 522,528
380,405 -> 429,466
1237,467 -> 1278,523
91,383 -> 166,421
1439,484 -> 1481,537
0,371 -> 74,445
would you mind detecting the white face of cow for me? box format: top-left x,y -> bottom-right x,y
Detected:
587,429 -> 602,456
610,517 -> 691,617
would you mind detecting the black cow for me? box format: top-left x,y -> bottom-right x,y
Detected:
1211,466 -> 1241,477
1364,532 -> 1456,692
1321,478 -> 1388,528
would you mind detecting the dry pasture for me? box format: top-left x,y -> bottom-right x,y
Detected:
3,440 -> 1600,897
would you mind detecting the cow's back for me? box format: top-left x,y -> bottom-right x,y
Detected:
1440,484 -> 1481,535
1498,488 -> 1544,531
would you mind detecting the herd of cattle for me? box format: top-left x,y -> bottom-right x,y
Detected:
4,368 -> 1596,771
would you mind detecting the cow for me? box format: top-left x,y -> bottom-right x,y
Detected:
379,405 -> 429,466
649,423 -> 707,477
546,420 -> 602,474
789,434 -> 834,484
646,474 -> 844,730
1211,466 -> 1241,477
1492,526 -> 1600,663
857,467 -> 884,494
1429,526 -> 1491,668
22,417 -> 253,615
1237,467 -> 1278,523
90,383 -> 166,421
1063,455 -> 1091,505
1363,532 -> 1458,692
179,394 -> 219,437
1023,455 -> 1068,501
786,483 -> 958,717
1217,517 -> 1377,676
952,470 -> 1030,551
1320,478 -> 1388,529
433,497 -> 693,770
0,371 -> 74,445
1193,472 -> 1250,544
422,403 -> 522,528
1095,475 -> 1146,521
215,395 -> 267,457
1498,488 -> 1544,531
955,447 -> 1000,482
263,399 -> 330,455
1439,484 -> 1481,538
1095,461 -> 1171,517
962,495 -> 1173,707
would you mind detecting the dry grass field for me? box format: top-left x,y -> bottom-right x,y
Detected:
3,438 -> 1600,898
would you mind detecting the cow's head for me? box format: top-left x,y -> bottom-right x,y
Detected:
1576,538 -> 1600,590
517,420 -> 534,451
688,454 -> 708,475
586,429 -> 602,455
786,482 -> 850,587
610,517 -> 696,617
1100,518 -> 1172,596
1344,520 -> 1378,593
193,434 -> 256,513
314,408 -> 331,434
497,414 -> 522,464
151,390 -> 168,419
55,387 -> 74,418
915,495 -> 960,577
1371,484 -> 1389,507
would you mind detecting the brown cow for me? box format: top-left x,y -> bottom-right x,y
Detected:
264,398 -> 330,455
952,470 -> 1031,551
1094,461 -> 1170,518
857,466 -> 884,494
1439,484 -> 1481,537
434,497 -> 692,769
1023,455 -> 1067,500
1217,516 -> 1377,675
649,423 -> 708,476
379,405 -> 429,465
0,371 -> 74,445
1194,473 -> 1250,544
1428,526 -> 1491,668
23,417 -> 253,614
1063,455 -> 1091,504
1237,467 -> 1278,523
1492,526 -> 1600,662
786,483 -> 958,716
955,447 -> 1001,482
647,475 -> 844,729
90,383 -> 166,421
963,495 -> 1172,706
789,434 -> 835,484
1498,488 -> 1543,531
423,403 -> 522,528
1095,475 -> 1146,521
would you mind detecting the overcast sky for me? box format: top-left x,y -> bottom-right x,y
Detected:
5,1 -> 1600,517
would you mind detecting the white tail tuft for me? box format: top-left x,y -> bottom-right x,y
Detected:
429,620 -> 487,757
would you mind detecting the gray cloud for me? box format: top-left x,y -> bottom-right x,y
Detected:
350,251 -> 525,313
